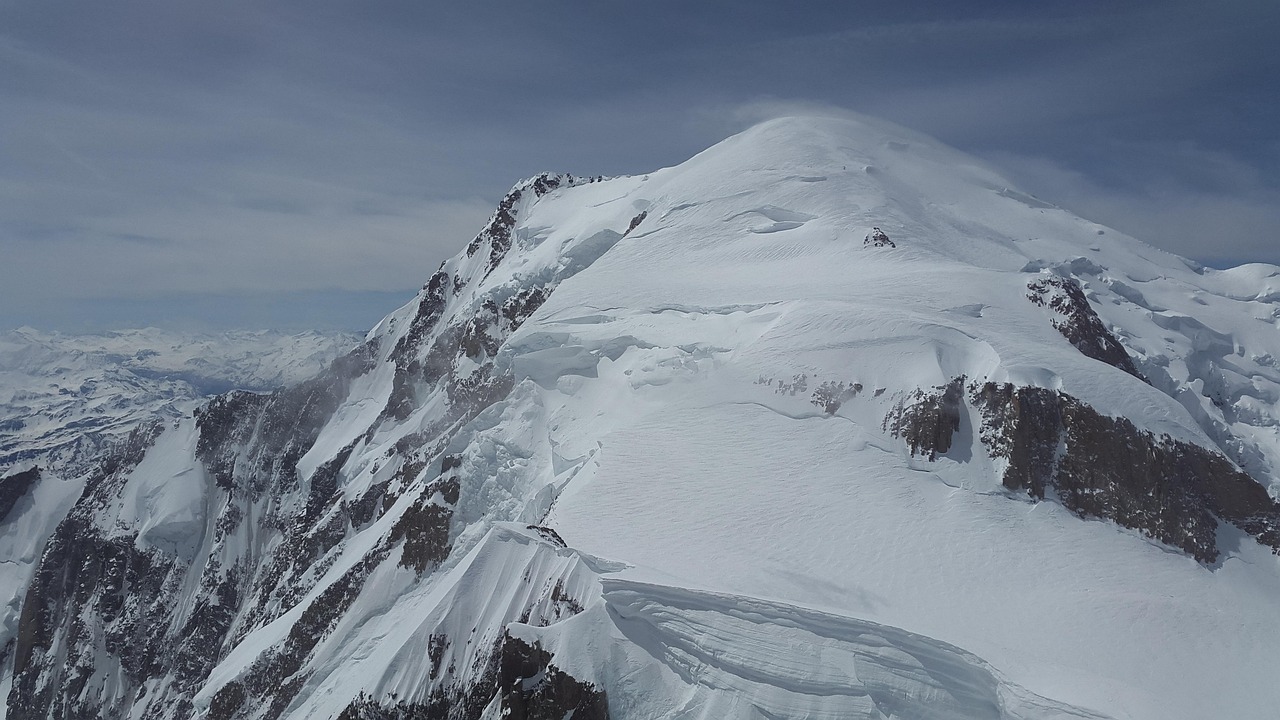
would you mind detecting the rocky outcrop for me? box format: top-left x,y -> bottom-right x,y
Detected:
864,227 -> 894,247
1026,275 -> 1144,379
624,211 -> 647,236
497,634 -> 608,720
391,465 -> 460,575
811,380 -> 861,415
4,173 -> 610,719
9,423 -> 168,720
466,174 -> 572,279
884,377 -> 965,460
884,377 -> 1280,563
206,547 -> 392,720
0,466 -> 39,522
973,382 -> 1280,563
335,632 -> 606,720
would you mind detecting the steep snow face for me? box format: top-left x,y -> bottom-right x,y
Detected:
0,328 -> 356,719
7,115 -> 1280,720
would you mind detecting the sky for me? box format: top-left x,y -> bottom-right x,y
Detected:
3,1 -> 1278,333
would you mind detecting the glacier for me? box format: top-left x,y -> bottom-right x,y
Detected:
3,115 -> 1280,720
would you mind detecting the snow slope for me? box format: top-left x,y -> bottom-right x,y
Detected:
7,115 -> 1280,720
0,327 -> 356,719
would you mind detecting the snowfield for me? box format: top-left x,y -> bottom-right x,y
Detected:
0,327 -> 360,476
5,116 -> 1280,720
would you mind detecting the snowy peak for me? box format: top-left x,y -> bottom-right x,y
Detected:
6,115 -> 1280,720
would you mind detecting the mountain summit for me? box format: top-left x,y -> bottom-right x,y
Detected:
4,115 -> 1280,720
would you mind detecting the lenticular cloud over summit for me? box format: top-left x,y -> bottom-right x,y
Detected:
3,115 -> 1280,720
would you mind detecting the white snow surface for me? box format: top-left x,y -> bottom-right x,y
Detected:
0,327 -> 356,717
257,117 -> 1280,719
115,419 -> 208,559
19,116 -> 1280,720
233,116 -> 1280,720
0,327 -> 359,476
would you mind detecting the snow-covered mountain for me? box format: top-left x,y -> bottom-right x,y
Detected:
5,115 -> 1280,720
0,327 -> 360,475
0,327 -> 358,715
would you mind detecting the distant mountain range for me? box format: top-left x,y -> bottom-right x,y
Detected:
0,327 -> 360,476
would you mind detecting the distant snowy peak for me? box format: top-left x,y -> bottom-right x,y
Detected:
2,327 -> 361,392
0,327 -> 359,475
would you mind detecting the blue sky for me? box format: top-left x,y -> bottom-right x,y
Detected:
3,1 -> 1278,332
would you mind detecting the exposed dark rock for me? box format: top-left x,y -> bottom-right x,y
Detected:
336,632 -> 606,720
0,465 -> 40,522
1026,275 -> 1144,380
210,546 -> 392,720
465,174 -> 570,279
206,681 -> 246,720
526,525 -> 566,548
547,580 -> 584,619
197,340 -> 375,501
972,383 -> 1061,499
10,419 -> 168,718
306,441 -> 358,523
384,275 -> 549,426
172,567 -> 240,684
624,211 -> 647,236
973,381 -> 1280,563
500,287 -> 549,329
10,517 -> 175,719
336,634 -> 504,720
350,479 -> 392,529
5,172 -> 610,719
864,227 -> 895,247
196,390 -> 270,490
7,337 -> 384,718
811,380 -> 861,415
499,634 -> 608,720
389,270 -> 452,379
884,377 -> 965,460
775,373 -> 808,396
428,634 -> 449,679
391,474 -> 460,575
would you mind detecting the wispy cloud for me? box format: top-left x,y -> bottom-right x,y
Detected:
2,1 -> 1277,331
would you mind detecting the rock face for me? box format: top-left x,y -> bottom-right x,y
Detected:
334,633 -> 606,720
1026,275 -> 1144,379
9,422 -> 167,720
884,377 -> 964,460
887,378 -> 1280,564
0,466 -> 39,522
864,226 -> 895,247
495,635 -> 608,720
466,173 -> 569,279
972,382 -> 1280,563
